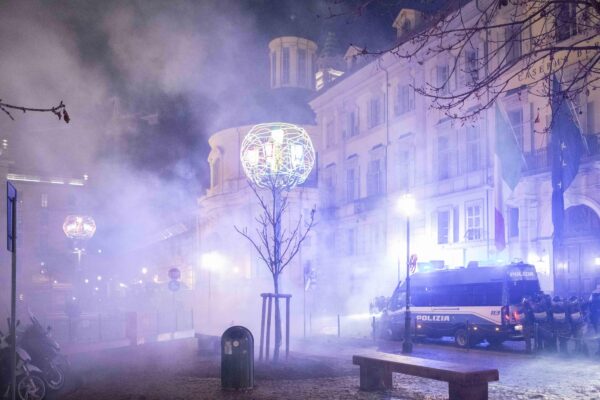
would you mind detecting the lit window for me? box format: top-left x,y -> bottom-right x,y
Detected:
465,201 -> 483,241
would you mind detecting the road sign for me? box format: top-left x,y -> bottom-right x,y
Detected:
168,267 -> 181,281
7,182 -> 16,252
7,182 -> 17,400
168,280 -> 181,292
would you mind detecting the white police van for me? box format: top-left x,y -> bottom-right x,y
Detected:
375,262 -> 541,347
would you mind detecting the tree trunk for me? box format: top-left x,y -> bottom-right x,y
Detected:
273,273 -> 282,361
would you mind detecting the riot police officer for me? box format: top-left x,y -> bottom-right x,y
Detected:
551,296 -> 570,355
531,293 -> 552,352
520,297 -> 534,353
589,287 -> 600,356
568,296 -> 587,355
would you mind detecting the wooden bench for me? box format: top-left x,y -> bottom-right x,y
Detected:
353,352 -> 499,400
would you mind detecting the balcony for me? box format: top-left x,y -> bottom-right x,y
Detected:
523,133 -> 600,174
353,195 -> 383,214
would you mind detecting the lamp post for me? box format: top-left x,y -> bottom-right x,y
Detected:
397,194 -> 416,354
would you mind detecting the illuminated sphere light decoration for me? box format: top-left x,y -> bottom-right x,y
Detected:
62,215 -> 96,240
240,122 -> 315,190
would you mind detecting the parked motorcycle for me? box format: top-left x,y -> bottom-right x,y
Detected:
0,325 -> 47,400
19,312 -> 68,391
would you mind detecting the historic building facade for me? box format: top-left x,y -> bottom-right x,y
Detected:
197,3 -> 600,324
310,2 -> 600,307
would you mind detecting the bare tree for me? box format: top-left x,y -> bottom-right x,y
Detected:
235,182 -> 315,361
0,100 -> 70,122
329,0 -> 600,124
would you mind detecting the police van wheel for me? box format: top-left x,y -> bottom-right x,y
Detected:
454,328 -> 472,348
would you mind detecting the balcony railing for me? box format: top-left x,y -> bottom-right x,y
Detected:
523,133 -> 600,174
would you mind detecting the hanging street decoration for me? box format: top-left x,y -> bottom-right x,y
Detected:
240,122 -> 315,191
63,215 -> 97,240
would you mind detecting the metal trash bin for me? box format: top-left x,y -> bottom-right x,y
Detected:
221,326 -> 254,390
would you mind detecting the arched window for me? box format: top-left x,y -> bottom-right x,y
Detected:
564,205 -> 600,237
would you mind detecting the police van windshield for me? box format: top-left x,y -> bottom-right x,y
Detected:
507,280 -> 540,304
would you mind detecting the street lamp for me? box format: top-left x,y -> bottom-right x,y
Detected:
397,193 -> 416,354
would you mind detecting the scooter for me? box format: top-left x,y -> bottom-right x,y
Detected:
0,326 -> 47,400
19,312 -> 67,391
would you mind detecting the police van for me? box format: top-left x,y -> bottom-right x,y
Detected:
375,262 -> 541,347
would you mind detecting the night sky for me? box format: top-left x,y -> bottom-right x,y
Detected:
0,0 -> 436,250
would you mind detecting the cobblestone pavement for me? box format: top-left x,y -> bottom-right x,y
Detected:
54,336 -> 600,400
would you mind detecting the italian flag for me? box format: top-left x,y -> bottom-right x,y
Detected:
494,104 -> 523,251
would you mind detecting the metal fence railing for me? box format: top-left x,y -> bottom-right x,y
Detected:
41,309 -> 194,346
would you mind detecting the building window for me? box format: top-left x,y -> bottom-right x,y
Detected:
508,207 -> 519,238
466,125 -> 480,172
345,109 -> 359,138
453,207 -> 460,242
367,159 -> 382,197
41,193 -> 48,208
437,64 -> 449,94
504,24 -> 522,64
324,164 -> 336,207
346,167 -> 358,201
437,135 -> 450,180
395,84 -> 415,116
556,3 -> 578,41
282,47 -> 290,84
465,48 -> 479,86
507,108 -> 524,151
271,52 -> 276,86
465,201 -> 483,241
397,148 -> 410,191
298,48 -> 307,86
437,210 -> 450,244
326,120 -> 335,148
368,96 -> 382,128
346,228 -> 356,256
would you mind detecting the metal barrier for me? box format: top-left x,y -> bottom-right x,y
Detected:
43,309 -> 194,346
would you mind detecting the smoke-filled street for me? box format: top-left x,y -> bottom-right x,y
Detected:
2,0 -> 600,399
49,336 -> 600,400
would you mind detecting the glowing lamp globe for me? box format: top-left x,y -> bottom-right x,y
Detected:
240,122 -> 315,190
63,215 -> 96,240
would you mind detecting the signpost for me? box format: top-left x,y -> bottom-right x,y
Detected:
168,268 -> 181,339
7,182 -> 17,400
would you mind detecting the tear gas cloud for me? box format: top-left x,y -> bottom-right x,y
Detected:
0,0 -> 396,342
